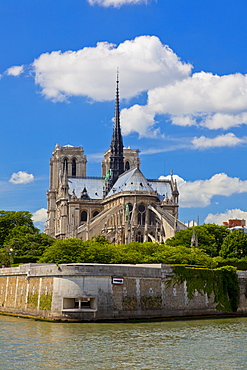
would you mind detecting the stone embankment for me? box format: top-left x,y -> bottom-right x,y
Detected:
0,263 -> 246,321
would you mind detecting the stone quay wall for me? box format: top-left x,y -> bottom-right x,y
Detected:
0,263 -> 247,321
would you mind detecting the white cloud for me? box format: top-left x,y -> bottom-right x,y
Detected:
8,36 -> 247,138
122,71 -> 247,136
160,173 -> 247,208
31,36 -> 191,102
32,208 -> 47,223
205,209 -> 247,225
200,112 -> 247,130
5,65 -> 24,77
87,0 -> 150,6
32,208 -> 47,231
121,104 -> 161,137
9,171 -> 34,184
192,133 -> 247,149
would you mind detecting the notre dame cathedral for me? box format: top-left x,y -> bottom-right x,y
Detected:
45,77 -> 186,243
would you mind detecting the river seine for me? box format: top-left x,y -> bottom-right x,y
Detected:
1,315 -> 247,369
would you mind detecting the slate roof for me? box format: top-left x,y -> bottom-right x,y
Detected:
106,168 -> 155,198
68,169 -> 173,201
68,177 -> 104,200
148,180 -> 172,201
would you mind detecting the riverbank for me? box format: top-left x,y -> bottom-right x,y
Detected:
0,263 -> 246,322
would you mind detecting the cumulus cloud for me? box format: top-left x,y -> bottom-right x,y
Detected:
32,208 -> 47,223
5,65 -> 24,77
160,173 -> 247,208
32,36 -> 191,102
87,0 -> 149,6
32,208 -> 47,231
122,71 -> 247,136
7,36 -> 247,138
205,209 -> 247,225
192,133 -> 247,149
121,104 -> 161,137
9,171 -> 34,184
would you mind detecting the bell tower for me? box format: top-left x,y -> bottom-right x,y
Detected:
45,144 -> 87,237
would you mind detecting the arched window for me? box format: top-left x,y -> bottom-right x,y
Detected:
138,204 -> 146,225
63,158 -> 68,174
136,231 -> 143,243
81,211 -> 87,222
93,211 -> 99,218
125,161 -> 130,171
72,159 -> 76,177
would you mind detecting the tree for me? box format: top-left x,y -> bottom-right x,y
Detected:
39,236 -> 216,267
166,224 -> 229,257
220,230 -> 247,259
5,233 -> 55,258
40,238 -> 89,264
0,211 -> 38,247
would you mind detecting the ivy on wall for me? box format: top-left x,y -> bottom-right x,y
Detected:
27,294 -> 38,309
27,293 -> 52,310
166,265 -> 239,312
40,294 -> 52,311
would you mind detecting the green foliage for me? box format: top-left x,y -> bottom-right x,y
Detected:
0,248 -> 10,266
40,236 -> 216,267
166,224 -> 229,257
166,265 -> 239,312
149,245 -> 217,268
28,294 -> 39,308
40,238 -> 84,264
220,230 -> 247,258
0,211 -> 38,246
5,232 -> 55,258
40,294 -> 52,310
0,210 -> 56,266
214,256 -> 247,270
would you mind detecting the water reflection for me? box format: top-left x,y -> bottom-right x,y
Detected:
1,315 -> 247,369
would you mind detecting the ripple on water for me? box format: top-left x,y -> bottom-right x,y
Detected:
1,316 -> 247,369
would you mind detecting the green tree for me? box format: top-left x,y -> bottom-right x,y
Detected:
5,232 -> 55,259
166,224 -> 229,257
220,230 -> 247,258
0,211 -> 38,247
40,236 -> 216,268
40,238 -> 88,264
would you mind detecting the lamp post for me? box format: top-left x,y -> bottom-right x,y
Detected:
8,248 -> 17,266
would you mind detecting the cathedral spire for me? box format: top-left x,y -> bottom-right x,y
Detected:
105,71 -> 124,194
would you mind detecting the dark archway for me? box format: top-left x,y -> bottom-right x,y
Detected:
72,159 -> 76,177
125,161 -> 130,171
81,210 -> 87,222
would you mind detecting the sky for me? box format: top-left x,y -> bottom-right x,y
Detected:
1,0 -> 247,230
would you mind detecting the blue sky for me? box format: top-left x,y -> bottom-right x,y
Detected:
1,0 -> 247,230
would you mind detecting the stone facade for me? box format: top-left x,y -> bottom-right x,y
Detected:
45,81 -> 186,243
0,263 -> 247,322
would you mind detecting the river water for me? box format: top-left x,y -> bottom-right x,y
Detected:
1,315 -> 247,369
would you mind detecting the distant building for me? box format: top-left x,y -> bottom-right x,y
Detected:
223,219 -> 246,228
223,219 -> 247,234
45,77 -> 186,243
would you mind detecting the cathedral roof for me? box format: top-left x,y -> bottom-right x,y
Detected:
147,180 -> 172,201
68,177 -> 104,200
106,167 -> 155,198
105,168 -> 173,200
